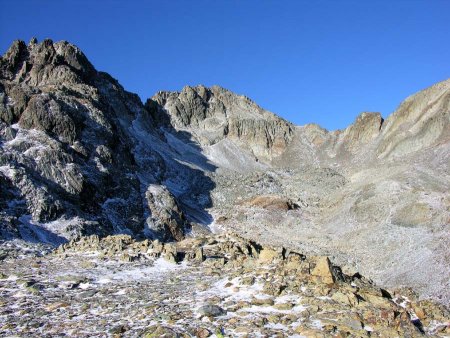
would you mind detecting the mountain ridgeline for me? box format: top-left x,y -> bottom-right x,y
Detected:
0,39 -> 449,303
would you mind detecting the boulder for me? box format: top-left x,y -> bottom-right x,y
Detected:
258,247 -> 282,263
197,304 -> 225,317
311,256 -> 335,284
145,185 -> 186,241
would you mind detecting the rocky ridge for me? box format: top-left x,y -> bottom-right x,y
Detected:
149,85 -> 294,162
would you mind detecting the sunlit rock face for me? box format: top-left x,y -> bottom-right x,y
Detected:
1,39 -> 449,305
149,84 -> 294,161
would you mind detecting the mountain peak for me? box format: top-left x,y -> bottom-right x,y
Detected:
0,38 -> 96,83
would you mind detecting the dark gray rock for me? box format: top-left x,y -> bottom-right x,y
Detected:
197,304 -> 226,317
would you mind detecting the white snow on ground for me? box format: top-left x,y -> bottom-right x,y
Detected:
264,322 -> 289,330
207,277 -> 267,301
196,275 -> 309,337
309,319 -> 323,329
90,258 -> 187,284
164,132 -> 207,169
239,304 -> 306,315
275,293 -> 302,304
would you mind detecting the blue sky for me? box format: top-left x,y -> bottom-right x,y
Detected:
1,0 -> 449,130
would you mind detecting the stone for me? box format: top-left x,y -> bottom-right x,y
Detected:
310,256 -> 335,284
251,298 -> 274,306
145,185 -> 186,241
258,248 -> 281,263
195,328 -> 210,338
142,325 -> 179,338
241,276 -> 255,285
273,303 -> 294,310
197,305 -> 226,317
331,291 -> 359,307
194,247 -> 204,262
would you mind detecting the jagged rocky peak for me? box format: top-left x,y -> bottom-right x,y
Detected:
0,38 -> 193,243
148,85 -> 294,160
0,38 -> 96,85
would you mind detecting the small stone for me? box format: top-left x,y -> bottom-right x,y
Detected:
267,314 -> 281,323
252,317 -> 268,327
252,297 -> 275,306
274,303 -> 294,310
142,325 -> 179,338
198,305 -> 226,317
109,325 -> 127,335
195,328 -> 210,338
241,276 -> 255,285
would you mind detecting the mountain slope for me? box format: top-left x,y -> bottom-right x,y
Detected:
0,39 -> 449,304
0,39 -> 215,243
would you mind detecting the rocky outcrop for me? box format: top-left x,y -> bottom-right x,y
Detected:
376,79 -> 450,159
0,39 -> 209,242
240,195 -> 299,211
333,112 -> 384,155
149,85 -> 294,161
145,185 -> 187,241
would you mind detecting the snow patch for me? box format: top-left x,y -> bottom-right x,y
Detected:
92,258 -> 187,284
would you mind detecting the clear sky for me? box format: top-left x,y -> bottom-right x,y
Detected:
1,0 -> 449,130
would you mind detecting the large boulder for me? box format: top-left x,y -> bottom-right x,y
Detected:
145,185 -> 187,241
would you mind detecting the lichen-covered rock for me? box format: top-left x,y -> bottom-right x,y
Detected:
142,325 -> 179,338
258,247 -> 282,263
